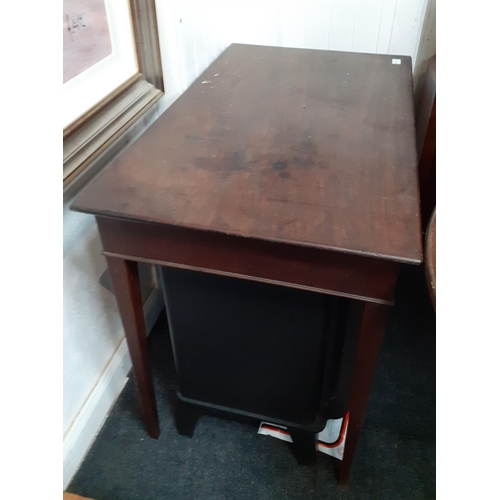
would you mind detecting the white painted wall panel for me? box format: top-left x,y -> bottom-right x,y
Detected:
156,0 -> 428,94
63,207 -> 124,434
276,2 -> 307,49
375,0 -> 399,54
351,0 -> 386,53
328,0 -> 357,51
389,0 -> 428,57
413,0 -> 436,83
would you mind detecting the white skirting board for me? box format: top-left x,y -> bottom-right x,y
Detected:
63,285 -> 165,489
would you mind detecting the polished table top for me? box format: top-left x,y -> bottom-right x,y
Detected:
73,43 -> 422,264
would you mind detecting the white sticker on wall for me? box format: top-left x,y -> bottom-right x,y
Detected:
392,58 -> 401,65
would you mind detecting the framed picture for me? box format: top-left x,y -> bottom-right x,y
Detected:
63,0 -> 164,189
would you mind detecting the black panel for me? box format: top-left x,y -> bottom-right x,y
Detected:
160,267 -> 342,431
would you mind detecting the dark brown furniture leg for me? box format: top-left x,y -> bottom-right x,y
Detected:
336,301 -> 390,486
289,429 -> 317,466
174,398 -> 200,438
105,256 -> 160,439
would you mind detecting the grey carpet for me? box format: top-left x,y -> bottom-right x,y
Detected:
67,264 -> 435,499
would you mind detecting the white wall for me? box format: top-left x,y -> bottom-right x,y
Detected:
63,0 -> 429,488
414,0 -> 436,82
63,104 -> 165,489
155,0 -> 429,111
63,207 -> 123,432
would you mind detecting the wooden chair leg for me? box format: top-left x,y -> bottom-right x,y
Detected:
336,301 -> 390,486
106,256 -> 160,439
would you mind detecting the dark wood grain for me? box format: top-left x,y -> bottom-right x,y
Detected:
72,43 -> 422,264
96,216 -> 400,305
105,257 -> 160,438
335,301 -> 390,486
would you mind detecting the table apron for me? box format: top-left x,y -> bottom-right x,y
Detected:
97,216 -> 399,305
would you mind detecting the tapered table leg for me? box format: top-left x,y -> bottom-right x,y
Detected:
105,256 -> 160,439
336,301 -> 390,486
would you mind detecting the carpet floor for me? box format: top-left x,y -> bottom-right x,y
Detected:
67,264 -> 435,499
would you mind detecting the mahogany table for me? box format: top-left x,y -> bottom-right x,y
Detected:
71,43 -> 422,485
